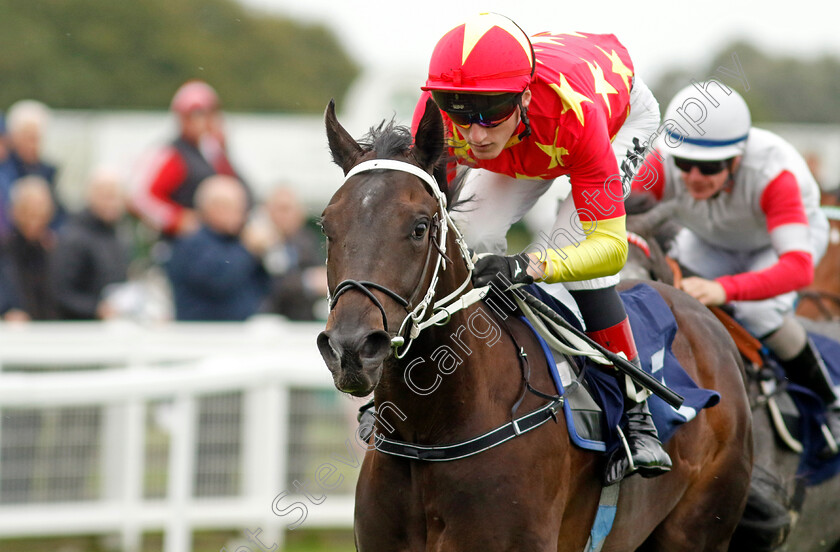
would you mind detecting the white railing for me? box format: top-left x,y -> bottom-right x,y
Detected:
0,316 -> 359,552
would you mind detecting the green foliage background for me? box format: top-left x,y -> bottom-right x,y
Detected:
651,41 -> 840,124
2,0 -> 839,124
0,0 -> 360,112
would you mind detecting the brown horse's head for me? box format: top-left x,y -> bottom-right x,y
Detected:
317,99 -> 448,396
622,195 -> 681,285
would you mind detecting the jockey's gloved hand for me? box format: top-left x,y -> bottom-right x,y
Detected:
472,253 -> 535,291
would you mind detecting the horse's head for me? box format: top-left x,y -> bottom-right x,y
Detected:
317,99 -> 463,396
621,195 -> 681,285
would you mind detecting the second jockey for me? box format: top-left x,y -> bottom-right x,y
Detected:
631,82 -> 840,456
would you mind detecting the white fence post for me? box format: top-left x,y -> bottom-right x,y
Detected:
243,383 -> 288,550
121,398 -> 146,552
165,393 -> 196,552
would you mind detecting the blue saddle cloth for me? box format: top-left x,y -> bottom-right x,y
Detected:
779,332 -> 840,486
522,283 -> 721,453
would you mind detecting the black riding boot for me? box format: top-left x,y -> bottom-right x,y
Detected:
583,313 -> 673,486
780,339 -> 840,457
603,391 -> 673,485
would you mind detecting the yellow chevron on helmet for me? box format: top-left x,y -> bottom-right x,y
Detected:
461,13 -> 532,65
423,13 -> 534,93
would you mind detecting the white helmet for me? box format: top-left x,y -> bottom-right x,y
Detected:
656,82 -> 751,161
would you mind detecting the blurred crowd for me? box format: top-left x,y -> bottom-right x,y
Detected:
0,80 -> 329,324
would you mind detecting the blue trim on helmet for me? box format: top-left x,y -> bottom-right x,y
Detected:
666,129 -> 748,148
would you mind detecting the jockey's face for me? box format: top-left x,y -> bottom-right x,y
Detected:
464,89 -> 531,160
679,157 -> 741,200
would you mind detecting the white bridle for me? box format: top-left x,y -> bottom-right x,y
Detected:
340,159 -> 486,358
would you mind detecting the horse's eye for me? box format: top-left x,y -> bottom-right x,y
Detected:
412,221 -> 429,240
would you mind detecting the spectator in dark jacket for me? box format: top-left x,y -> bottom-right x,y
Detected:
0,175 -> 58,321
130,80 -> 250,239
166,175 -> 269,321
52,168 -> 131,320
258,186 -> 327,321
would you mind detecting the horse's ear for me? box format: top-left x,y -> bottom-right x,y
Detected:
413,97 -> 444,173
325,99 -> 364,175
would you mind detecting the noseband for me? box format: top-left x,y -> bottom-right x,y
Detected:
329,279 -> 409,333
328,159 -> 476,357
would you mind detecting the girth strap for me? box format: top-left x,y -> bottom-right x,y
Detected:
373,398 -> 563,462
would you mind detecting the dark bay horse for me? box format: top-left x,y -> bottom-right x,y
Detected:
624,203 -> 840,552
317,99 -> 752,551
796,194 -> 840,322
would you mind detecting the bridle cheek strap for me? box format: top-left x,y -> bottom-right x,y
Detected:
338,159 -> 476,357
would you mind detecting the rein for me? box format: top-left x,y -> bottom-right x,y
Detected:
626,231 -> 651,258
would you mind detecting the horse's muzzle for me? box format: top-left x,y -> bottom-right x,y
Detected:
317,329 -> 391,396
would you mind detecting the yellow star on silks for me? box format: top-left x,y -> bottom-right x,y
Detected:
504,134 -> 522,149
596,46 -> 634,92
549,74 -> 592,126
462,15 -> 532,65
448,125 -> 477,164
536,127 -> 570,169
531,33 -> 565,48
585,60 -> 618,117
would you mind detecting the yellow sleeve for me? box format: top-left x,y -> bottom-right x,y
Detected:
535,215 -> 628,283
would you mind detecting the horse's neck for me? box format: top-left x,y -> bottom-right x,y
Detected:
377,298 -> 516,443
816,221 -> 840,294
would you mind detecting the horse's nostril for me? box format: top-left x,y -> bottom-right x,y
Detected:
359,330 -> 392,362
317,331 -> 340,364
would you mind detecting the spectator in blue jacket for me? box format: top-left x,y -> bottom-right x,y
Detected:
166,175 -> 269,321
0,100 -> 65,235
0,113 -> 9,164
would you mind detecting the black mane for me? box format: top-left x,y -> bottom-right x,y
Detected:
354,118 -> 472,212
357,119 -> 414,159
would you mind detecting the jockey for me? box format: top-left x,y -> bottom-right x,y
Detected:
411,12 -> 671,484
631,83 -> 840,454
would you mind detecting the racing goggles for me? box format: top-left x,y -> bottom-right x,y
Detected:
431,91 -> 521,128
672,157 -> 732,175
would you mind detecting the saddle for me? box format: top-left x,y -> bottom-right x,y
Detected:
667,255 -> 840,475
516,283 -> 720,453
708,304 -> 805,453
666,256 -> 807,453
